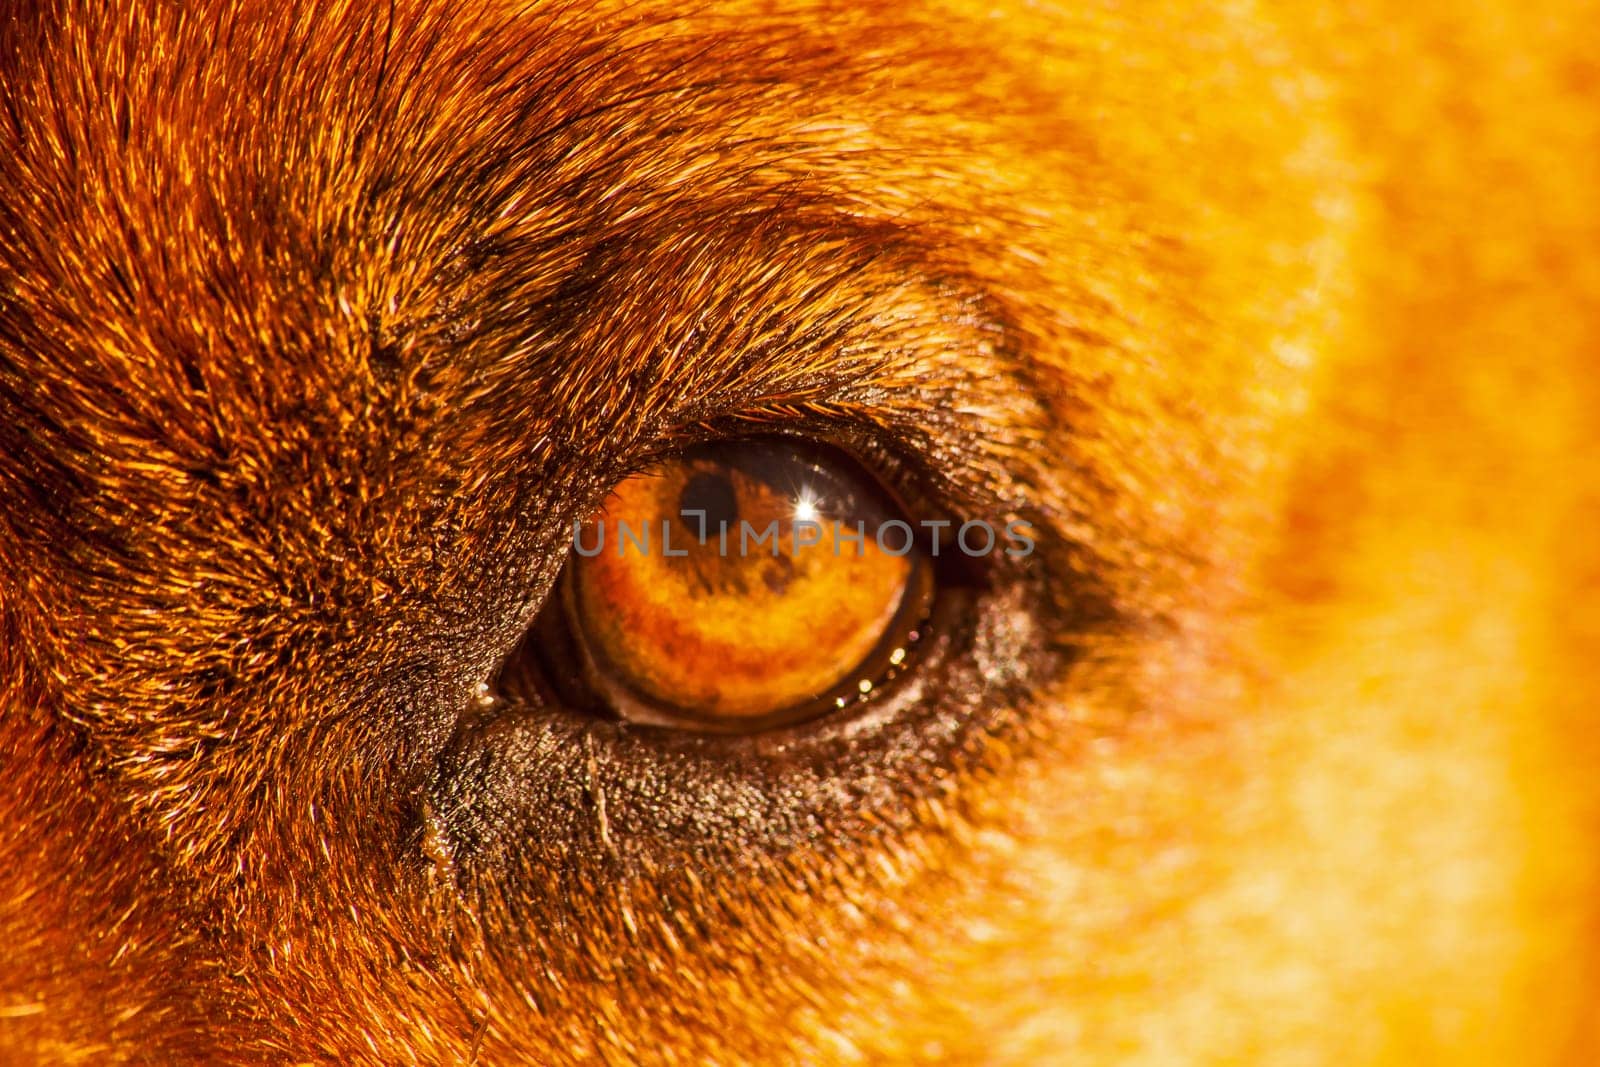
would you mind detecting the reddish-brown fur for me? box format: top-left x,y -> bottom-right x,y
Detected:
2,0 -> 1597,1062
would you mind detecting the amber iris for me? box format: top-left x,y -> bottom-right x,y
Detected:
563,439 -> 932,731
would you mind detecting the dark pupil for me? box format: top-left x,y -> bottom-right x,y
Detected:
677,470 -> 741,533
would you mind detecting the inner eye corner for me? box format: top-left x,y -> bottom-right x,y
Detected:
492,433 -> 1008,738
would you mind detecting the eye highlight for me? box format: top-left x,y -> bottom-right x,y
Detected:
540,438 -> 936,733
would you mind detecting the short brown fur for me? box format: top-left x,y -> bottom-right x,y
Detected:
2,0 -> 1597,1062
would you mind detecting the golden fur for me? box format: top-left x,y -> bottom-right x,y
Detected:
1,0 -> 1596,1062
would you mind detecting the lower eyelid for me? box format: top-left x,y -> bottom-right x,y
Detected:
430,494 -> 1099,887
421,364 -> 1112,881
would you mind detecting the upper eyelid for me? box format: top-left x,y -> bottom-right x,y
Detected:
438,212 -> 1040,461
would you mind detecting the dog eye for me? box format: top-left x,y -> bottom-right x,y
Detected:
523,438 -> 937,733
